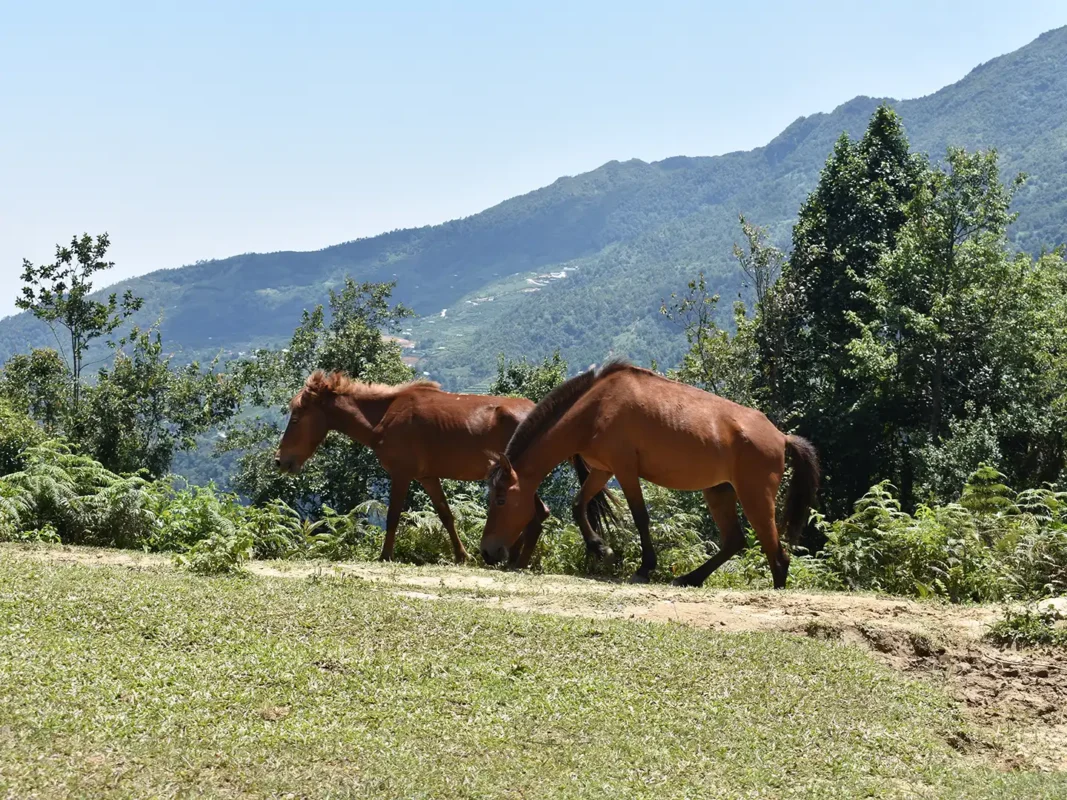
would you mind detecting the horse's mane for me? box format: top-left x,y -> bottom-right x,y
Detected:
489,359 -> 633,483
290,370 -> 441,411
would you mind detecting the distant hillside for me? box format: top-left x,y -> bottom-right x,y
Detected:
3,26 -> 1065,390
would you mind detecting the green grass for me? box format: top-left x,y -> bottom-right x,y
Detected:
0,549 -> 1063,799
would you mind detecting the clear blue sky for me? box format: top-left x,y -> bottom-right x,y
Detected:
1,1 -> 1064,317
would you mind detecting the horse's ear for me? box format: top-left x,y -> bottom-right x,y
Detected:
498,453 -> 518,486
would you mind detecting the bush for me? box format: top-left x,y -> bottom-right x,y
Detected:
532,483 -> 709,581
176,528 -> 254,576
243,498 -> 312,559
818,467 -> 1067,602
0,400 -> 46,476
0,441 -> 157,547
986,606 -> 1067,648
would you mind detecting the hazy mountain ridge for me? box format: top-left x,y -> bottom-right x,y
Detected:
2,26 -> 1065,388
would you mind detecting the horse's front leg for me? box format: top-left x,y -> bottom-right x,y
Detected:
509,495 -> 550,569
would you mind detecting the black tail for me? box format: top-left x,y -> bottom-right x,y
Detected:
571,454 -> 620,537
783,435 -> 820,545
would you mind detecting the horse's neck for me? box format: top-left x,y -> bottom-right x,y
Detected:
330,393 -> 396,448
517,399 -> 594,484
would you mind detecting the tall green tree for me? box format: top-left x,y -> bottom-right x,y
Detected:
847,148 -> 1067,501
0,348 -> 70,432
660,216 -> 785,410
659,273 -> 756,407
15,233 -> 143,414
762,106 -> 926,514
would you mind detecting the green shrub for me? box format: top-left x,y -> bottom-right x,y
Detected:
0,441 -> 157,547
176,528 -> 254,575
243,498 -> 312,559
820,482 -> 1009,602
0,400 -> 46,476
986,606 -> 1067,648
142,483 -> 243,553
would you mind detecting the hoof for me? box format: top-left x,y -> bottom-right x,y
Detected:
586,542 -> 614,562
671,575 -> 699,588
455,554 -> 470,565
629,572 -> 650,585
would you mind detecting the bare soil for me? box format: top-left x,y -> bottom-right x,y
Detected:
18,544 -> 1067,772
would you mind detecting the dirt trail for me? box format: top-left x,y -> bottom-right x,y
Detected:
14,544 -> 1067,772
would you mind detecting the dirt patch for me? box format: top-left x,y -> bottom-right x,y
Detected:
9,543 -> 1066,771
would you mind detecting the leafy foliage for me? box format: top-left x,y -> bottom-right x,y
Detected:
489,350 -> 567,404
175,527 -> 253,576
82,324 -> 244,477
986,606 -> 1067,648
815,467 -> 1067,602
15,233 -> 143,413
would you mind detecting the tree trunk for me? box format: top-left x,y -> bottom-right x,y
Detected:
930,347 -> 943,442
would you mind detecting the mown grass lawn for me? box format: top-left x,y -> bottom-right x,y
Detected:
0,549 -> 1063,799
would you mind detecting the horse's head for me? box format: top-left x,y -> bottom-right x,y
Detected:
480,453 -> 536,564
275,372 -> 333,473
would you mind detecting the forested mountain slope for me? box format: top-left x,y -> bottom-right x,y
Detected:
2,26 -> 1064,389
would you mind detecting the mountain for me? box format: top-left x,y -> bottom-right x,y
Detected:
3,26 -> 1066,390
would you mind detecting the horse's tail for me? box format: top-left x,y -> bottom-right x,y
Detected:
783,435 -> 820,545
571,454 -> 621,537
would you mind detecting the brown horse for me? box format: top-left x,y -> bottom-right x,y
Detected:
275,370 -> 614,567
481,361 -> 819,588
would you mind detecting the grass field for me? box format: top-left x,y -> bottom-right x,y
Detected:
1,546 -> 1065,799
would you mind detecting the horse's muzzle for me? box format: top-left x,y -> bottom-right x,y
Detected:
481,545 -> 508,566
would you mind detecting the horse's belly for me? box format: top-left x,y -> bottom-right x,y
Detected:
592,433 -> 731,492
641,458 -> 729,492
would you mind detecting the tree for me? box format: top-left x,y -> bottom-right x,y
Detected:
81,325 -> 244,477
15,233 -> 143,414
659,273 -> 756,406
761,105 -> 926,514
659,216 -> 788,409
0,348 -> 70,432
489,350 -> 567,403
846,148 -> 1067,502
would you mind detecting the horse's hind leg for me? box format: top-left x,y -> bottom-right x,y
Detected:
735,480 -> 790,589
572,467 -> 614,562
510,495 -> 550,569
418,477 -> 469,563
673,484 -> 747,588
381,475 -> 412,561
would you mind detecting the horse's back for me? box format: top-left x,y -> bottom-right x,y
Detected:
586,368 -> 786,489
379,390 -> 534,480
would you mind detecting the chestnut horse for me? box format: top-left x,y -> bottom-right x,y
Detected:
481,361 -> 819,588
275,370 -> 614,567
